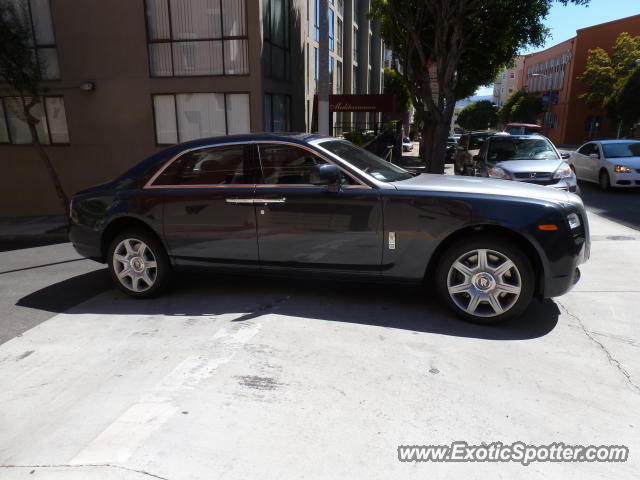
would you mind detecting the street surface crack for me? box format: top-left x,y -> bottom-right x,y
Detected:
0,463 -> 170,479
558,301 -> 640,395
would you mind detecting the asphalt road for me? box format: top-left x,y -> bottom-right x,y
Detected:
1,179 -> 639,479
579,181 -> 640,231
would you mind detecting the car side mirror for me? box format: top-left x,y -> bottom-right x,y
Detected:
310,164 -> 341,192
560,152 -> 570,159
589,153 -> 600,159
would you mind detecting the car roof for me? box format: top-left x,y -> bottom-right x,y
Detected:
491,135 -> 547,140
116,133 -> 329,185
595,139 -> 640,144
175,132 -> 325,149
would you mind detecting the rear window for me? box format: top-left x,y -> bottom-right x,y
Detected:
152,145 -> 253,186
469,134 -> 492,150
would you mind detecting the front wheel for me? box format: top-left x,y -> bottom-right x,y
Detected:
599,169 -> 611,192
107,229 -> 172,298
436,237 -> 535,323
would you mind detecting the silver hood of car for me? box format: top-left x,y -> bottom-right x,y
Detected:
391,173 -> 570,203
492,159 -> 564,173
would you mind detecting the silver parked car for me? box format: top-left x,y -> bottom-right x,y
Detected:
568,139 -> 640,191
472,135 -> 578,193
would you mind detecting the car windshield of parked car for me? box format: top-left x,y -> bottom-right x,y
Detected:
403,137 -> 411,143
487,138 -> 559,162
602,142 -> 640,158
318,140 -> 414,182
469,135 -> 492,149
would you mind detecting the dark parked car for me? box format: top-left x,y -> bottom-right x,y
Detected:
70,133 -> 589,323
445,136 -> 457,164
454,130 -> 496,175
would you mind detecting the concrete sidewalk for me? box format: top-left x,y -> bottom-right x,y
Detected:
0,216 -> 68,252
0,216 -> 68,238
0,208 -> 638,480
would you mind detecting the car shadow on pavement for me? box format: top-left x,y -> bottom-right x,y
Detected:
17,270 -> 559,341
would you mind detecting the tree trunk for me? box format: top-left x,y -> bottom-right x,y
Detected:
26,118 -> 68,213
421,99 -> 455,174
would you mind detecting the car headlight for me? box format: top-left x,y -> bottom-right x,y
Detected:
553,163 -> 573,179
567,213 -> 581,230
488,166 -> 510,179
614,165 -> 631,173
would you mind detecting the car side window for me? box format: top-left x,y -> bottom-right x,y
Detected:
458,135 -> 468,150
577,143 -> 593,156
152,145 -> 254,186
257,144 -> 356,185
593,144 -> 602,157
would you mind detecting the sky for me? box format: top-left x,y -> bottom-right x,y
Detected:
474,0 -> 640,96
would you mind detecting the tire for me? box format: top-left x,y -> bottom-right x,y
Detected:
435,236 -> 535,324
107,229 -> 172,298
598,169 -> 611,192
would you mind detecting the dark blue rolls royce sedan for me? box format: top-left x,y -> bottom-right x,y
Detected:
69,133 -> 590,323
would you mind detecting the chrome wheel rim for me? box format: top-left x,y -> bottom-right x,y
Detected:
447,248 -> 521,318
112,238 -> 158,292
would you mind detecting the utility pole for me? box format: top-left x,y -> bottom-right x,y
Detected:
318,0 -> 330,136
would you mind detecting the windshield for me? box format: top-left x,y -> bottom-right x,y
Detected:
469,134 -> 492,149
602,142 -> 640,158
487,137 -> 559,162
318,140 -> 414,182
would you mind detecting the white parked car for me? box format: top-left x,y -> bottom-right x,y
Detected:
402,137 -> 414,152
568,140 -> 640,191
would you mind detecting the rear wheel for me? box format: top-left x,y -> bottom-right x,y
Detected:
107,229 -> 171,298
599,169 -> 611,191
436,237 -> 535,323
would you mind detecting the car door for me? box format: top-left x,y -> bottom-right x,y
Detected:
572,143 -> 593,181
150,143 -> 259,269
254,142 -> 383,273
583,143 -> 603,182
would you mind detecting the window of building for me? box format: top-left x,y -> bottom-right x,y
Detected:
337,0 -> 343,16
10,0 -> 60,79
314,0 -> 319,41
329,56 -> 334,92
306,0 -> 309,35
336,18 -> 343,57
152,93 -> 250,144
145,0 -> 248,77
509,72 -> 515,79
263,93 -> 291,132
353,26 -> 358,61
336,60 -> 342,94
1,96 -> 68,144
264,0 -> 291,80
328,8 -> 334,51
314,47 -> 319,92
352,65 -> 358,93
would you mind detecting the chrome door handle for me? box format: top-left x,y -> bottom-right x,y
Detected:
254,198 -> 286,205
225,198 -> 255,205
